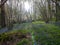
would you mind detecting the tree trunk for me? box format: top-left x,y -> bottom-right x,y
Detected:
1,0 -> 6,28
56,0 -> 60,21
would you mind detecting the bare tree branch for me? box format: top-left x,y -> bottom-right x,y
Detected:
0,0 -> 7,7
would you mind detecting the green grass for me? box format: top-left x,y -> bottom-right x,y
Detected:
0,29 -> 33,45
0,21 -> 60,45
32,21 -> 45,24
32,21 -> 60,45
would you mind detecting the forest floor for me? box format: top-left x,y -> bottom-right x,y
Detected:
0,21 -> 60,45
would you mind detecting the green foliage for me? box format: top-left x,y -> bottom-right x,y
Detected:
0,29 -> 33,45
32,22 -> 60,45
0,23 -> 31,44
0,21 -> 60,45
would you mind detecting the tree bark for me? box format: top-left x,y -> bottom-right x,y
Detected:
1,0 -> 6,28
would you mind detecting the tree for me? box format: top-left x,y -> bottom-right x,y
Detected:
52,0 -> 60,21
0,0 -> 7,28
37,0 -> 50,23
55,0 -> 60,21
0,0 -> 7,7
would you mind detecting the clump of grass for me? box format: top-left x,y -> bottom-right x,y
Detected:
0,29 -> 32,45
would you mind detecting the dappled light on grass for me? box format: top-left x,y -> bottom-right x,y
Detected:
32,21 -> 45,24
